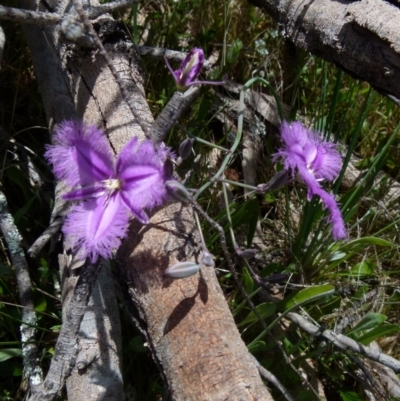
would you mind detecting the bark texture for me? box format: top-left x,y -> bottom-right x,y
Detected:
118,204 -> 274,401
248,0 -> 400,102
22,1 -> 124,399
22,1 -> 274,399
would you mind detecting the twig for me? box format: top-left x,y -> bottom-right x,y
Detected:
287,311 -> 400,373
28,216 -> 63,257
0,190 -> 43,393
0,24 -> 5,68
87,0 -> 135,18
149,86 -> 203,144
0,1 -> 134,25
354,369 -> 377,401
71,0 -> 150,134
251,355 -> 295,401
138,46 -> 213,70
28,258 -> 102,401
188,197 -> 321,398
0,5 -> 60,25
349,354 -> 389,401
332,288 -> 378,334
28,181 -> 71,257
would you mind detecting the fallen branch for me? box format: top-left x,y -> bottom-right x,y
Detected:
0,189 -> 43,394
28,258 -> 101,401
0,0 -> 134,25
251,355 -> 295,401
149,85 -> 203,144
287,311 -> 400,373
249,0 -> 400,102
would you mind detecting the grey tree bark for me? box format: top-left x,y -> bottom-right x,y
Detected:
248,0 -> 400,103
20,0 -> 274,400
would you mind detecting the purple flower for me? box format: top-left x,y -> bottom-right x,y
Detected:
273,121 -> 347,240
165,47 -> 223,91
45,121 -> 172,262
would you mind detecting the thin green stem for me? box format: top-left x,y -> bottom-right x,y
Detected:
189,133 -> 229,152
222,182 -> 238,248
194,210 -> 207,249
218,178 -> 257,191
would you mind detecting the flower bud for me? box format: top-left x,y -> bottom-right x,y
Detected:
166,180 -> 191,203
236,248 -> 257,259
164,261 -> 200,279
179,138 -> 194,160
200,250 -> 215,267
164,158 -> 174,179
257,170 -> 289,193
176,48 -> 204,90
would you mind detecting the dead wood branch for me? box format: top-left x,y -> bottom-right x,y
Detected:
287,311 -> 400,373
249,0 -> 400,103
28,258 -> 102,401
0,1 -> 134,25
0,190 -> 43,394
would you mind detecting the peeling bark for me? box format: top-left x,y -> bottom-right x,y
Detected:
248,0 -> 400,102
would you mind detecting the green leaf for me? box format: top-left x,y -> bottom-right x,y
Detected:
344,237 -> 393,248
348,313 -> 387,335
339,390 -> 363,401
354,157 -> 374,170
238,303 -> 276,327
358,324 -> 400,345
329,251 -> 346,262
246,200 -> 259,248
0,348 -> 22,362
247,341 -> 266,353
34,296 -> 47,313
347,261 -> 374,277
242,267 -> 254,295
0,264 -> 12,275
226,39 -> 243,66
278,285 -> 335,311
14,197 -> 36,225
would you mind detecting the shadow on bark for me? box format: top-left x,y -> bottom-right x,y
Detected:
163,274 -> 209,336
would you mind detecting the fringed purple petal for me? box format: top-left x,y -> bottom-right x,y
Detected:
116,138 -> 170,213
298,164 -> 347,240
45,121 -> 115,187
311,142 -> 342,181
119,192 -> 150,224
280,121 -> 310,149
63,194 -> 129,262
63,184 -> 106,201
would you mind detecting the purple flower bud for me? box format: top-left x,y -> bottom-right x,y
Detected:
164,158 -> 174,179
179,138 -> 194,160
164,48 -> 224,91
166,180 -> 190,203
236,248 -> 257,259
200,250 -> 214,267
257,170 -> 290,193
176,48 -> 204,89
164,261 -> 200,279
